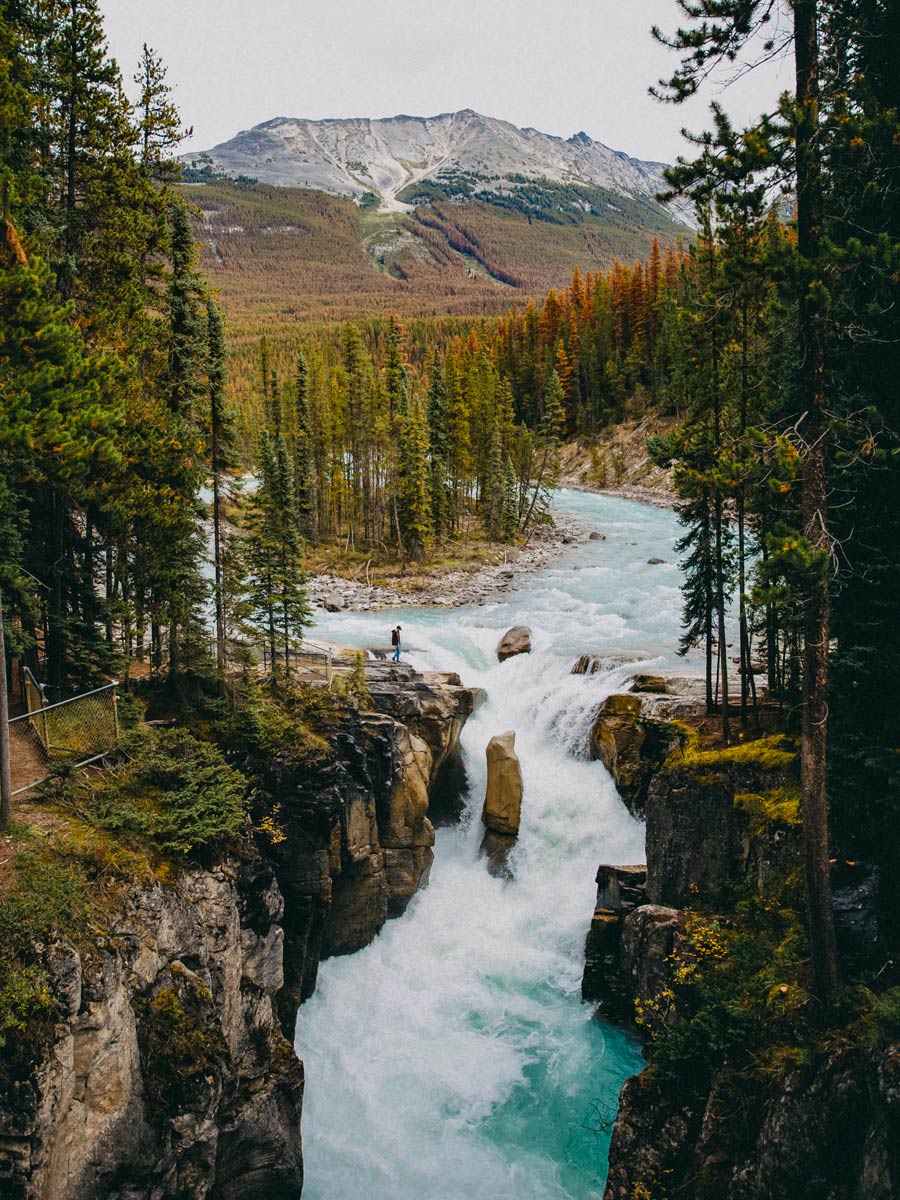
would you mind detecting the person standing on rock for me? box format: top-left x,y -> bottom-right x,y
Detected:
391,625 -> 402,662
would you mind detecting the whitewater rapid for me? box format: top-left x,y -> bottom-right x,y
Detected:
295,490 -> 686,1200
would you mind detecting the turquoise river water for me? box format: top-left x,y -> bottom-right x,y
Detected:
294,490 -> 688,1200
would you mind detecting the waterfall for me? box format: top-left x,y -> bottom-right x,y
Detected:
295,491 -> 685,1199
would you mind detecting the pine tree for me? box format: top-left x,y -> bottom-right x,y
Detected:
168,196 -> 206,414
293,348 -> 316,539
163,196 -> 208,680
483,421 -> 506,541
445,351 -> 471,534
240,430 -> 311,676
655,0 -> 840,1002
0,221 -> 124,687
500,455 -> 519,543
397,397 -> 433,561
207,295 -> 236,678
134,43 -> 191,178
521,370 -> 565,536
426,357 -> 450,538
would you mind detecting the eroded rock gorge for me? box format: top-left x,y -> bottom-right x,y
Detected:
0,662 -> 478,1200
583,673 -> 900,1200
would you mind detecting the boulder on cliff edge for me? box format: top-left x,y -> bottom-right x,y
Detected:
481,731 -> 523,835
497,626 -> 532,662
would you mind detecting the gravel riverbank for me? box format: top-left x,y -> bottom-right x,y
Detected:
308,511 -> 585,613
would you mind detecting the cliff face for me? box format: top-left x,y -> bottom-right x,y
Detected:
0,858 -> 304,1200
583,677 -> 899,1200
251,664 -> 479,1027
1,664 -> 478,1200
605,1039 -> 900,1200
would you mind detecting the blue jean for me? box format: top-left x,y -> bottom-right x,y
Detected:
393,643 -> 401,662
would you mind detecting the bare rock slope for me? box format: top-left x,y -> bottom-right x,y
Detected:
185,109 -> 694,225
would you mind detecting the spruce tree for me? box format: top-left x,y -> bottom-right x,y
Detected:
134,43 -> 191,178
241,430 -> 311,676
207,296 -> 236,678
500,456 -> 519,543
397,397 -> 433,561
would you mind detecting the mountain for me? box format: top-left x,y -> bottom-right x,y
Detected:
183,109 -> 691,224
180,112 -> 693,392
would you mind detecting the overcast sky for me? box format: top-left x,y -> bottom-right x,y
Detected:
100,0 -> 791,164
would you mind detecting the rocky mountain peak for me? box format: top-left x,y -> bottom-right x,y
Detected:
183,109 -> 692,225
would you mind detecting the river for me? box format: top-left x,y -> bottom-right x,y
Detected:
294,490 -> 687,1199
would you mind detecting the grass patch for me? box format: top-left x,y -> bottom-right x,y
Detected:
136,982 -> 228,1120
668,725 -> 798,772
861,986 -> 900,1048
0,846 -> 91,1081
734,786 -> 802,835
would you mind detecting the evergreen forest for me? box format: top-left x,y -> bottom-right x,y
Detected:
1,0 -> 900,1193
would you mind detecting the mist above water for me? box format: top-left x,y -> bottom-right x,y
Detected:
295,491 -> 686,1200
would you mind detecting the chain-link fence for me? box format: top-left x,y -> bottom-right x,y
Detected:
8,673 -> 119,796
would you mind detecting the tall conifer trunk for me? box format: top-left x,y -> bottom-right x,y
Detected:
794,0 -> 840,1005
212,469 -> 225,677
710,288 -> 730,742
738,296 -> 751,724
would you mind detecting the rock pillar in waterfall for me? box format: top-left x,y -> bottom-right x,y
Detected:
480,731 -> 523,877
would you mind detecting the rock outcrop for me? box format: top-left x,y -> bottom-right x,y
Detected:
1,660 -> 480,1200
583,676 -> 897,1200
481,731 -> 523,836
0,859 -> 304,1200
645,761 -> 799,908
588,693 -> 678,817
366,662 -> 481,824
582,864 -> 648,1013
479,731 -> 524,878
605,1040 -> 900,1200
247,660 -> 480,1022
497,626 -> 532,662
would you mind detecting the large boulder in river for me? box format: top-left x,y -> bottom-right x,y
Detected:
572,652 -> 646,676
481,731 -> 523,836
497,626 -> 532,662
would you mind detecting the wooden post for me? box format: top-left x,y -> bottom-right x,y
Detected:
0,590 -> 13,830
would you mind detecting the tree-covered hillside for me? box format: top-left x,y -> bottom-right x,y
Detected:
184,176 -> 688,366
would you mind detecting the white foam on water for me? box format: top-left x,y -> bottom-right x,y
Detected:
295,492 -> 687,1199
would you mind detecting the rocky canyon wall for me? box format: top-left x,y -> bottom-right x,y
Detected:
583,675 -> 900,1200
0,663 -> 478,1200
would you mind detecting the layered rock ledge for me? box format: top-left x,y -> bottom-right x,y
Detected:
0,859 -> 304,1200
1,660 -> 479,1200
580,670 -> 899,1200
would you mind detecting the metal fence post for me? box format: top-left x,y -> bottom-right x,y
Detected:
112,684 -> 120,743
